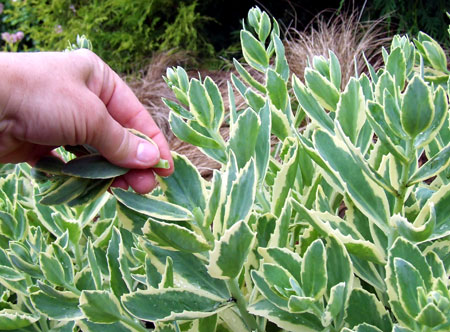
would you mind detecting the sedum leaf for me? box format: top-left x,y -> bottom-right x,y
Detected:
248,299 -> 323,332
79,290 -> 124,323
158,153 -> 206,211
30,289 -> 82,320
112,188 -> 193,221
394,258 -> 425,318
207,220 -> 255,279
301,239 -> 327,300
240,30 -> 269,71
188,78 -> 214,128
0,310 -> 40,330
305,68 -> 340,111
122,287 -> 230,322
62,154 -> 128,179
143,219 -> 211,253
401,76 -> 434,138
345,288 -> 393,332
336,78 -> 366,144
169,113 -> 223,149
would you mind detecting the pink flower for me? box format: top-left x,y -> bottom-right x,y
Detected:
15,31 -> 24,41
2,32 -> 12,43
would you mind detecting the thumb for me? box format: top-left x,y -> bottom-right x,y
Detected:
88,110 -> 161,169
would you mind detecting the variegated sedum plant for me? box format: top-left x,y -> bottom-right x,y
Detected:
0,7 -> 449,332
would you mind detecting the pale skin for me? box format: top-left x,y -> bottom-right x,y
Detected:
0,49 -> 174,194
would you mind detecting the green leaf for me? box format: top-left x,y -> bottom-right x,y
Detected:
258,247 -> 302,284
267,69 -> 289,114
33,155 -> 65,175
292,75 -> 334,134
79,290 -> 123,323
394,258 -> 425,317
0,265 -> 24,281
366,101 -> 408,163
188,78 -> 214,128
223,159 -> 257,229
408,144 -> 450,185
258,12 -> 271,43
240,30 -> 269,71
336,78 -> 366,144
204,77 -> 225,130
112,188 -> 193,221
251,270 -> 289,309
0,310 -> 39,330
228,108 -> 260,169
162,97 -> 193,119
383,90 -> 405,139
169,113 -> 222,149
87,240 -> 102,290
329,50 -> 341,90
393,206 -> 435,242
62,154 -> 128,179
158,153 -> 206,211
301,239 -> 327,300
305,68 -> 340,111
386,47 -> 406,90
141,239 -> 229,298
248,299 -> 323,332
416,303 -> 446,327
415,86 -> 448,148
30,290 -> 82,320
107,228 -> 129,297
199,314 -> 218,332
255,101 -> 271,183
421,40 -> 447,72
233,59 -> 266,93
207,220 -> 255,279
51,243 -> 74,286
325,236 -> 353,296
288,296 -> 318,315
272,138 -> 299,217
413,182 -> 450,240
345,288 -> 392,332
313,130 -> 390,232
39,177 -> 90,205
77,320 -> 133,332
39,252 -> 67,287
401,76 -> 434,138
271,106 -> 291,140
143,219 -> 211,253
274,32 -> 289,81
321,282 -> 346,326
122,288 -> 229,321
387,238 -> 433,305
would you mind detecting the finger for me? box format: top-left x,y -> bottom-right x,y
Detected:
96,69 -> 174,172
123,169 -> 157,194
86,96 -> 161,169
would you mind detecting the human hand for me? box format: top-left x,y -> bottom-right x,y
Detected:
0,50 -> 173,194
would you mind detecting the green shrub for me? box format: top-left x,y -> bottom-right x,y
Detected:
1,6 -> 450,332
5,0 -> 214,73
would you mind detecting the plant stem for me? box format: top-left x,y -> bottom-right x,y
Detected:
39,317 -> 49,332
394,139 -> 414,215
225,278 -> 262,332
256,188 -> 271,213
120,315 -> 149,332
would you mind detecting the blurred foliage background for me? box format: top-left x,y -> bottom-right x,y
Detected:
0,0 -> 449,73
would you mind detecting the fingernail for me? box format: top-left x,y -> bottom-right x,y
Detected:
137,142 -> 159,165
